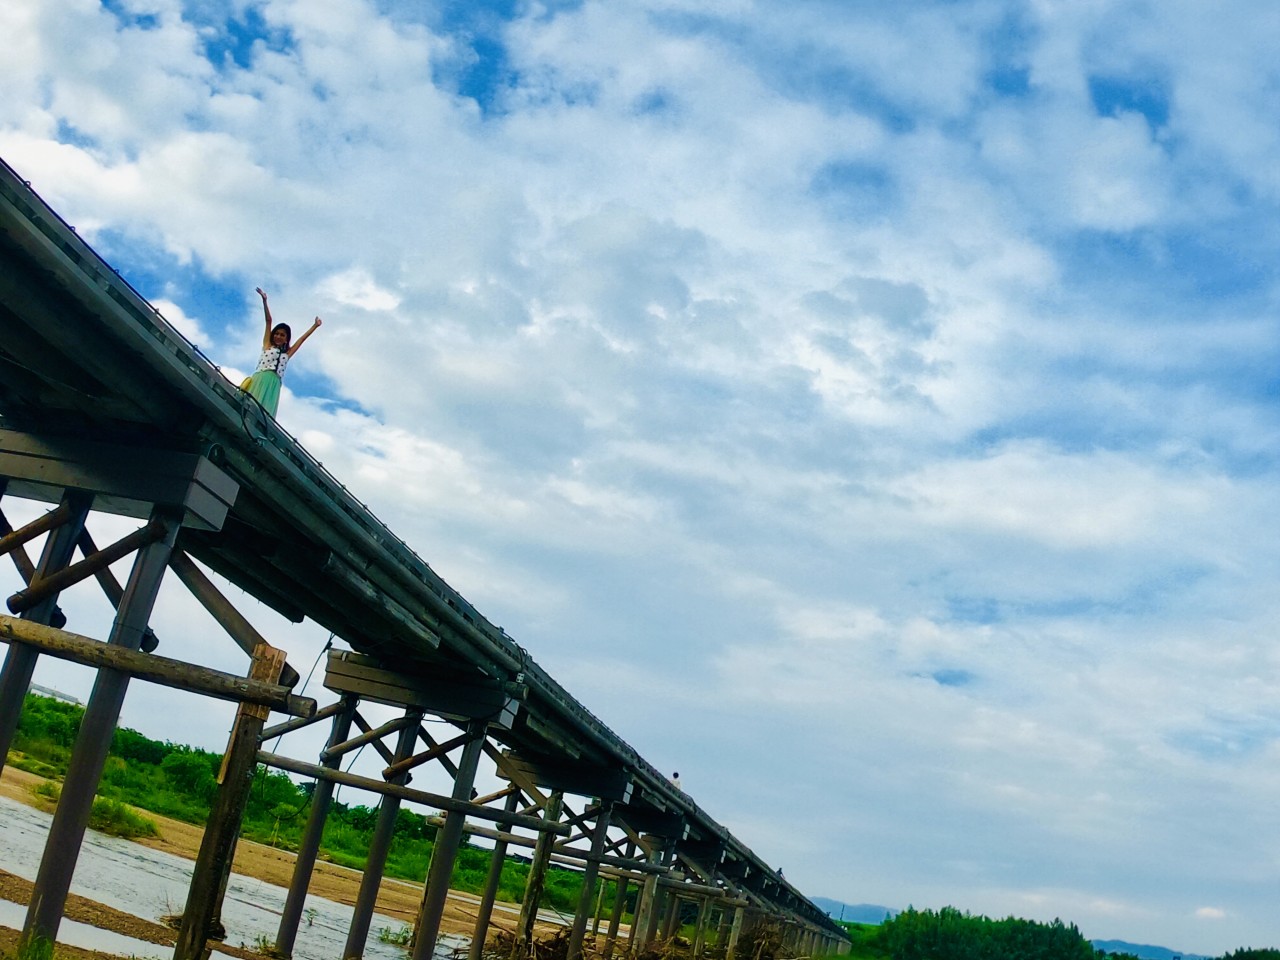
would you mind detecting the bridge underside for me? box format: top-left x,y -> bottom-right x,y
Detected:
0,155 -> 849,958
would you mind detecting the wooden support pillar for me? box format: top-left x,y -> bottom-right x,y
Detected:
76,529 -> 158,652
344,709 -> 424,960
725,904 -> 744,960
662,889 -> 682,940
275,694 -> 359,958
21,510 -> 178,954
642,839 -> 677,946
633,873 -> 659,952
173,644 -> 287,960
692,894 -> 712,957
0,490 -> 89,776
591,873 -> 606,936
602,840 -> 634,960
514,789 -> 564,957
412,719 -> 487,960
567,800 -> 613,960
7,516 -> 167,613
468,790 -> 521,960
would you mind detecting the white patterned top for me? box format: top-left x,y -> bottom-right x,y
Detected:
255,346 -> 290,377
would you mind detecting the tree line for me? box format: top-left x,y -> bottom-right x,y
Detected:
9,692 -> 601,915
840,906 -> 1280,960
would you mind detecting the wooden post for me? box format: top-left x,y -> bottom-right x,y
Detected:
602,841 -> 633,959
274,694 -> 358,958
0,490 -> 89,777
514,789 -> 563,957
468,790 -> 521,960
692,894 -> 712,957
662,889 -> 681,940
642,839 -> 677,946
173,644 -> 287,960
21,509 -> 176,954
343,710 -> 423,960
591,870 -> 606,936
632,872 -> 658,952
411,719 -> 486,960
725,904 -> 744,960
567,800 -> 613,960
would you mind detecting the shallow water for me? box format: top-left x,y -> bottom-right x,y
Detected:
0,897 -> 170,958
0,795 -> 468,959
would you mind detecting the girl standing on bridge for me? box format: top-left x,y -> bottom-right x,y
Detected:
242,286 -> 322,416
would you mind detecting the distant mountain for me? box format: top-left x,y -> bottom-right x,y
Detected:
1092,939 -> 1209,960
810,897 -> 897,924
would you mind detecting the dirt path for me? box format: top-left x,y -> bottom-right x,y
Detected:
0,764 -> 554,959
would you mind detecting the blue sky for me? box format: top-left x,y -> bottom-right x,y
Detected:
3,0 -> 1280,955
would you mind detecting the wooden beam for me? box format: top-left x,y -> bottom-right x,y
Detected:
0,615 -> 314,717
8,516 -> 166,613
256,751 -> 570,835
0,428 -> 238,531
324,649 -> 520,726
501,751 -> 634,802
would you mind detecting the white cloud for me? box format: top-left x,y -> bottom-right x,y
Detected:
5,0 -> 1280,954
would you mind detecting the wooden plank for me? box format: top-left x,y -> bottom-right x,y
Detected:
501,751 -> 634,803
324,650 -> 519,725
0,428 -> 237,530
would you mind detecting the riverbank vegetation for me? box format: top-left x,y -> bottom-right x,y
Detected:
8,692 -> 597,916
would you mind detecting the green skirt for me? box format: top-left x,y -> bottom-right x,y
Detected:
245,370 -> 281,416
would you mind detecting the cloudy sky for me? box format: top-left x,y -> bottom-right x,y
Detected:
3,0 -> 1280,955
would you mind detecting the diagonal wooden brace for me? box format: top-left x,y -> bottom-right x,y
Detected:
168,549 -> 300,687
0,506 -> 67,629
0,500 -> 72,561
7,516 -> 167,614
77,529 -> 159,653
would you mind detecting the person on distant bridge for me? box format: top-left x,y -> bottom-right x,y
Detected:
242,286 -> 322,416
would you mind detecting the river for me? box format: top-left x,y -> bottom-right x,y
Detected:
0,794 -> 468,959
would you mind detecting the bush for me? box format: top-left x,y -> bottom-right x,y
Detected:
88,797 -> 158,840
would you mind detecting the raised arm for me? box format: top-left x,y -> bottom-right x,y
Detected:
256,287 -> 274,349
288,316 -> 322,357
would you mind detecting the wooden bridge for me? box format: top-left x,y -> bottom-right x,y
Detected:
0,154 -> 850,960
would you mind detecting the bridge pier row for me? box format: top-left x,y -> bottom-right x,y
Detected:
275,694 -> 359,958
0,489 -> 91,773
411,719 -> 488,960
21,508 -> 181,953
344,710 -> 425,959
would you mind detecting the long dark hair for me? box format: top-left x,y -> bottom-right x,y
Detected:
271,323 -> 292,350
